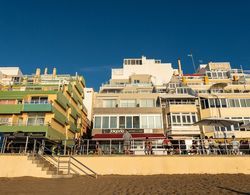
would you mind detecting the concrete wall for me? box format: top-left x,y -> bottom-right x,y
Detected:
0,155 -> 49,178
0,155 -> 249,178
75,156 -> 250,175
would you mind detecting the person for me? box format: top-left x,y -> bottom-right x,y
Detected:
231,135 -> 240,155
203,136 -> 210,155
95,141 -> 102,155
123,130 -> 132,155
145,137 -> 153,155
162,137 -> 172,155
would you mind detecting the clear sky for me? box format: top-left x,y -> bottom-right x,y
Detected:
0,0 -> 249,90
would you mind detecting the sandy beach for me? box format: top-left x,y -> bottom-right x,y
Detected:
0,174 -> 249,195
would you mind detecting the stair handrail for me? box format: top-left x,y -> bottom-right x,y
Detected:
69,156 -> 98,178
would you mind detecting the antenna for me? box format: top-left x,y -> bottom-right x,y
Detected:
187,52 -> 196,72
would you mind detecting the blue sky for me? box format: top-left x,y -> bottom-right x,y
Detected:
0,0 -> 249,90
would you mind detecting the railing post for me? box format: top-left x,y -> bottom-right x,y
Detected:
57,156 -> 60,175
1,137 -> 5,153
2,137 -> 7,153
178,140 -> 181,155
87,140 -> 89,155
64,140 -> 67,155
33,139 -> 37,156
109,139 -> 112,155
224,139 -> 229,155
68,156 -> 71,175
24,136 -> 29,154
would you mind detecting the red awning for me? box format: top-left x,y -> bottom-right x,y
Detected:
92,133 -> 165,140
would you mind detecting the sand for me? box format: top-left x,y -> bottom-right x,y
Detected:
0,174 -> 249,195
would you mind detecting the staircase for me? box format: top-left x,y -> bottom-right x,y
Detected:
27,154 -> 97,178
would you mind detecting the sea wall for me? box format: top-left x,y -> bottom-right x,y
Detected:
75,156 -> 250,175
0,155 -> 50,178
0,155 -> 249,178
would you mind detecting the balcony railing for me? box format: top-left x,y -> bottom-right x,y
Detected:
1,137 -> 249,156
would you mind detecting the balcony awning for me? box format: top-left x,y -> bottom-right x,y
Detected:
93,133 -> 165,140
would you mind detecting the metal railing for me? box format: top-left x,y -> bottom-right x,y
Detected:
1,136 -> 249,156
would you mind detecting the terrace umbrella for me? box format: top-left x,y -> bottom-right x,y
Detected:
194,118 -> 242,127
241,122 -> 250,129
209,83 -> 228,90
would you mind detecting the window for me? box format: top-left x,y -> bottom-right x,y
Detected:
27,114 -> 45,126
147,116 -> 154,128
141,116 -> 147,128
30,97 -> 48,104
140,99 -> 154,107
133,116 -> 140,128
140,115 -> 162,129
120,100 -> 136,107
0,118 -> 10,125
240,99 -> 247,107
94,117 -> 101,128
155,116 -> 162,128
102,116 -> 109,129
126,116 -> 132,128
103,100 -> 116,108
209,99 -> 215,108
119,116 -> 125,128
221,99 -> 227,107
170,113 -> 197,126
110,116 -> 117,128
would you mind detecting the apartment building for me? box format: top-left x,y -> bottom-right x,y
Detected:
0,68 -> 88,141
181,62 -> 250,138
92,56 -> 174,141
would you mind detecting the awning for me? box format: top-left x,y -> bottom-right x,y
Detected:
92,133 -> 165,140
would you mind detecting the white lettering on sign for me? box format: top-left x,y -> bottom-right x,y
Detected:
110,129 -> 124,133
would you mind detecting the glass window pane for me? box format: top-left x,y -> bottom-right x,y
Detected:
133,116 -> 140,128
94,117 -> 101,128
148,116 -> 154,128
119,116 -> 125,128
110,116 -> 117,128
215,99 -> 220,108
126,116 -> 132,128
210,99 -> 215,107
141,116 -> 147,128
177,116 -> 181,123
155,116 -> 162,128
235,99 -> 240,107
172,115 -> 176,123
103,100 -> 116,108
102,116 -> 109,129
192,115 -> 196,123
182,115 -> 186,123
240,99 -> 247,107
221,99 -> 227,107
229,99 -> 235,107
27,118 -> 36,126
246,99 -> 250,107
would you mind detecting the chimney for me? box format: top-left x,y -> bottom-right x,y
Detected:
52,68 -> 56,77
35,68 -> 41,76
44,68 -> 48,75
178,58 -> 183,76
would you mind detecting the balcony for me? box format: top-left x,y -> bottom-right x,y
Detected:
23,101 -> 52,112
0,122 -> 49,133
0,104 -> 23,114
167,125 -> 200,136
